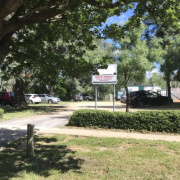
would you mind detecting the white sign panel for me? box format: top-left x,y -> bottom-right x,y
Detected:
98,64 -> 117,75
92,75 -> 117,84
92,64 -> 117,84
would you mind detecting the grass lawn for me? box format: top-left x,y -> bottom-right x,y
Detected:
0,135 -> 180,180
0,105 -> 64,121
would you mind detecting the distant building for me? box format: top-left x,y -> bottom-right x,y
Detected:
127,85 -> 161,92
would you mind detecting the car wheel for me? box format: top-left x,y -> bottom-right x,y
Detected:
171,99 -> 173,104
29,100 -> 33,104
0,100 -> 6,106
163,100 -> 168,105
130,103 -> 136,108
138,101 -> 144,108
86,98 -> 89,101
48,100 -> 53,104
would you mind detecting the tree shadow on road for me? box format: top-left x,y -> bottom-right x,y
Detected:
0,128 -> 27,147
0,135 -> 84,179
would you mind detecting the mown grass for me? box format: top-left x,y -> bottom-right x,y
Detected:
0,104 -> 65,121
0,135 -> 179,180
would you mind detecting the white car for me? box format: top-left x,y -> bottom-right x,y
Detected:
25,94 -> 41,104
38,94 -> 60,104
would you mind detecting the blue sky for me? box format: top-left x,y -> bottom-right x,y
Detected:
105,9 -> 134,26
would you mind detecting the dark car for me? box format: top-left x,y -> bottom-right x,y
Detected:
81,93 -> 94,101
129,90 -> 172,108
0,92 -> 14,106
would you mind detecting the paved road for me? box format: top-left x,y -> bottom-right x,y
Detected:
0,110 -> 72,148
0,112 -> 70,128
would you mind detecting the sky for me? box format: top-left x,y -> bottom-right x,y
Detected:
106,9 -> 134,26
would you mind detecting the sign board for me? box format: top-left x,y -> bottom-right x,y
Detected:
92,64 -> 117,84
92,75 -> 117,84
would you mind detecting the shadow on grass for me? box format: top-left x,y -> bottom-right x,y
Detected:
0,128 -> 27,147
0,135 -> 84,179
1,105 -> 67,114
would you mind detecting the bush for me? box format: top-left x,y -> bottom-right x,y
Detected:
0,108 -> 4,118
68,110 -> 180,133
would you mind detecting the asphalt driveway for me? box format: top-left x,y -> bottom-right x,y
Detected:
0,110 -> 72,149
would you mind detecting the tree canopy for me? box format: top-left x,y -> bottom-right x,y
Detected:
114,24 -> 151,112
0,0 -> 179,63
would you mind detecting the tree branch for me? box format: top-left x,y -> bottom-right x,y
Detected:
82,0 -> 134,8
0,0 -> 25,19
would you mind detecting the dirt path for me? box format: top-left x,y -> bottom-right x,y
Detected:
38,128 -> 180,142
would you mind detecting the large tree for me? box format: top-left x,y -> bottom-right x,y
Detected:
144,21 -> 180,103
0,0 -> 179,64
2,33 -> 112,105
26,39 -> 113,101
160,32 -> 180,103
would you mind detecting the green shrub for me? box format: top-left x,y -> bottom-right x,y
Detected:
0,108 -> 4,118
68,110 -> 180,133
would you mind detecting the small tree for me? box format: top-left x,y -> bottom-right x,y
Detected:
115,24 -> 151,112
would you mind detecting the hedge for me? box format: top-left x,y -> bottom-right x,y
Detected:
0,108 -> 4,118
68,109 -> 180,133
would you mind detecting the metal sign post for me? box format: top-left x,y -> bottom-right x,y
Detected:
113,84 -> 115,112
95,85 -> 97,110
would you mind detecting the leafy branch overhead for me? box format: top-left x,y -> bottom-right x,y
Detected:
0,0 -> 179,63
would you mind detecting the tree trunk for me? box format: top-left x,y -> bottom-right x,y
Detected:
14,78 -> 27,107
125,85 -> 129,113
167,80 -> 172,105
0,39 -> 11,63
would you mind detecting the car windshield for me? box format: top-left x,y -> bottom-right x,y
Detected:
34,95 -> 40,97
151,92 -> 161,97
46,94 -> 53,97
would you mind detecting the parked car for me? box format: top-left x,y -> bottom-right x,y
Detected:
81,93 -> 94,101
120,93 -> 127,103
73,94 -> 83,101
25,94 -> 41,104
0,92 -> 14,106
38,94 -> 60,104
129,90 -> 173,108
